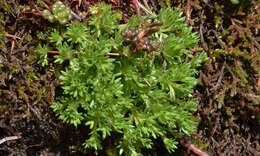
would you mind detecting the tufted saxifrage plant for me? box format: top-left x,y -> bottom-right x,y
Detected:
38,2 -> 208,155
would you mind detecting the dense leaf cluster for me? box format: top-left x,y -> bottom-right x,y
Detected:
38,2 -> 207,155
41,1 -> 72,24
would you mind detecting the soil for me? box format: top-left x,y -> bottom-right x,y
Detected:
0,0 -> 259,155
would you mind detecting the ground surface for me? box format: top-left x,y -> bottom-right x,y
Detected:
0,0 -> 259,155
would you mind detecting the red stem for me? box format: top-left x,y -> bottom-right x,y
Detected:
46,50 -> 85,54
5,33 -> 21,40
180,139 -> 209,156
132,0 -> 141,16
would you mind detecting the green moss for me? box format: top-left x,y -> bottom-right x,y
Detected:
36,0 -> 46,8
0,0 -> 12,14
38,2 -> 208,155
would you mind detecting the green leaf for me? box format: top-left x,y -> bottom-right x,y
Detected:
88,2 -> 121,36
158,8 -> 186,33
65,22 -> 89,45
48,29 -> 63,46
54,42 -> 74,63
35,44 -> 49,67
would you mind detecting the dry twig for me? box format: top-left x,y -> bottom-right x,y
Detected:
143,78 -> 151,87
142,0 -> 151,11
213,60 -> 226,91
180,139 -> 209,156
46,50 -> 85,54
0,136 -> 21,145
10,40 -> 15,56
5,33 -> 21,40
107,53 -> 120,56
132,0 -> 141,16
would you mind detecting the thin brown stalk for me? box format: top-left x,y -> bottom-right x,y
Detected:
107,53 -> 120,56
143,78 -> 151,87
47,50 -> 60,54
5,33 -> 21,40
0,136 -> 21,145
142,0 -> 151,11
10,40 -> 15,56
213,60 -> 226,91
132,0 -> 141,16
180,139 -> 209,156
46,50 -> 85,54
